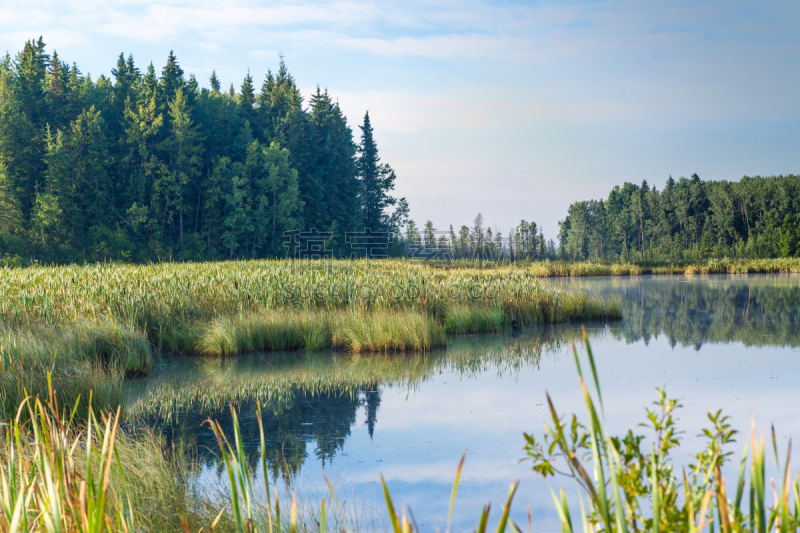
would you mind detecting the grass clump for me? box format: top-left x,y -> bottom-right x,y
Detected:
444,304 -> 504,334
197,311 -> 330,356
0,385 -> 135,532
0,321 -> 153,418
196,309 -> 447,355
332,310 -> 446,353
0,382 -> 225,533
0,320 -> 154,372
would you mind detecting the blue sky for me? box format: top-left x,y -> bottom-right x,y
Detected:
1,0 -> 798,239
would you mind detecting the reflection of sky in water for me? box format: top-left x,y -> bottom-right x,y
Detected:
148,274 -> 800,532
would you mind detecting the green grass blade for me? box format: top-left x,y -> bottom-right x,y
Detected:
651,446 -> 660,533
446,451 -> 466,533
495,481 -> 519,533
734,437 -> 749,515
380,475 -> 401,533
549,487 -> 572,533
581,327 -> 604,413
476,504 -> 491,533
257,401 -> 274,533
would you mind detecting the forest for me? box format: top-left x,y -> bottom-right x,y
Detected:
558,173 -> 800,261
1,38 -> 799,266
0,38 -> 407,264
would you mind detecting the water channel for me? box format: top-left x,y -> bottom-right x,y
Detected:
124,274 -> 800,531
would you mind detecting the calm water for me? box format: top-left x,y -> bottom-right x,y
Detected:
125,274 -> 800,532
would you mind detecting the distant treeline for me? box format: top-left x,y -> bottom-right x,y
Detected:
558,174 -> 800,262
3,40 -> 799,266
0,38 -> 407,264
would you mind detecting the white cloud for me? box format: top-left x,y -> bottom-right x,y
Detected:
0,0 -> 797,235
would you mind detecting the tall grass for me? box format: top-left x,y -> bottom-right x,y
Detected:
0,321 -> 153,419
0,259 -> 618,414
0,320 -> 154,372
527,328 -> 800,532
0,381 -> 135,532
491,257 -> 800,277
197,311 -> 327,355
0,260 -> 615,333
0,259 -> 617,357
331,310 -> 446,353
444,304 -> 504,334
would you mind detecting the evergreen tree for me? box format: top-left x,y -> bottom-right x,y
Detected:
423,221 -> 436,249
253,142 -> 303,255
357,112 -> 397,232
165,88 -> 203,253
30,193 -> 62,247
779,214 -> 799,257
472,213 -> 485,258
159,51 -> 184,111
0,69 -> 39,212
239,69 -> 256,126
209,70 -> 221,93
0,159 -> 22,235
14,37 -> 49,127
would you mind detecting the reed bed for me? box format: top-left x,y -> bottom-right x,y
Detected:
0,259 -> 618,358
0,259 -> 618,414
495,257 -> 800,277
0,260 -> 616,330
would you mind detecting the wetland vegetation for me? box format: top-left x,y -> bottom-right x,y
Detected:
2,35 -> 800,533
0,259 -> 619,417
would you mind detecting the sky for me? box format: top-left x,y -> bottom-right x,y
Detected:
1,0 -> 799,239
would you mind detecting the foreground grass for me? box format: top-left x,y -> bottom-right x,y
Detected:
527,330 -> 800,532
10,334 -> 800,533
2,380 -> 520,532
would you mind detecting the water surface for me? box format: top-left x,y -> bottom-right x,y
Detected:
126,274 -> 800,531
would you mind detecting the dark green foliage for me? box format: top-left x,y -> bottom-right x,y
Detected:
559,174 -> 800,261
0,39 -> 402,262
357,111 -> 398,232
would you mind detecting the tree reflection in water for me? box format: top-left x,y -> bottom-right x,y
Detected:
125,275 -> 800,483
123,325 -> 575,481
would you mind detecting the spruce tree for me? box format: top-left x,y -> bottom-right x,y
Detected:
68,107 -> 113,239
0,159 -> 22,235
159,51 -> 184,108
254,142 -> 303,256
423,221 -> 436,249
210,70 -> 221,93
15,38 -> 49,127
357,112 -> 396,232
239,69 -> 256,126
165,88 -> 203,253
0,69 -> 39,212
309,87 -> 361,234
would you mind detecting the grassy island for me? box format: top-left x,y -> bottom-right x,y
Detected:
0,258 -> 619,416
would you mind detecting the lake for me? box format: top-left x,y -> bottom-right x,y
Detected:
124,274 -> 800,532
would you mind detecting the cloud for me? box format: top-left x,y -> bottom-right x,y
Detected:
0,0 -> 797,235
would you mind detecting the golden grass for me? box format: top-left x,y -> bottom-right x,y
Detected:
0,259 -> 619,414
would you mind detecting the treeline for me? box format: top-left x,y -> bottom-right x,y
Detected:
558,174 -> 800,261
0,38 -> 407,264
404,214 -> 557,260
